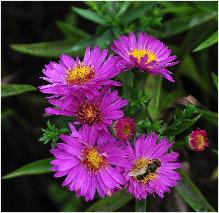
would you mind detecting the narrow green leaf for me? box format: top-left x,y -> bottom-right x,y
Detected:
192,1 -> 218,14
117,71 -> 134,99
164,114 -> 202,136
145,75 -> 162,121
176,169 -> 215,211
211,73 -> 218,90
116,2 -> 131,17
11,38 -> 93,58
2,84 -> 36,98
135,199 -> 146,212
160,12 -> 217,38
159,2 -> 195,15
199,109 -> 218,126
72,7 -> 107,25
193,31 -> 218,52
94,30 -> 112,48
56,21 -> 89,39
178,54 -> 208,93
121,3 -> 154,25
85,190 -> 132,212
2,158 -> 52,179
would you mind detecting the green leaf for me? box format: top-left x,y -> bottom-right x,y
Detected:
164,115 -> 201,136
56,21 -> 89,39
192,1 -> 218,14
211,72 -> 218,90
85,190 -> 132,212
117,71 -> 134,99
178,54 -> 209,93
145,75 -> 163,121
116,2 -> 131,17
160,12 -> 217,38
159,2 -> 195,15
164,111 -> 202,136
72,7 -> 107,25
11,38 -> 93,58
121,3 -> 154,25
176,169 -> 215,211
39,121 -> 69,148
193,31 -> 218,52
94,30 -> 113,48
199,109 -> 218,126
2,84 -> 36,98
2,158 -> 52,179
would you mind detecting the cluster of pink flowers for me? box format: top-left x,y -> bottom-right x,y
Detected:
39,32 -> 181,201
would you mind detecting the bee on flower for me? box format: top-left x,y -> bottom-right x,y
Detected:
123,132 -> 181,199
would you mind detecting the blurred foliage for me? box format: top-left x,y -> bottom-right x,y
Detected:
2,1 -> 218,212
176,169 -> 215,212
85,190 -> 132,212
48,182 -> 83,212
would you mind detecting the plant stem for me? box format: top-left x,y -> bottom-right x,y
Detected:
155,76 -> 162,120
135,199 -> 146,212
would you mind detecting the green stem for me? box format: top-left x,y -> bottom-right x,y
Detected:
155,76 -> 162,120
135,199 -> 146,212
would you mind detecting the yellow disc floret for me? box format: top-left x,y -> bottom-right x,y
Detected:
65,64 -> 95,85
77,102 -> 102,125
123,124 -> 131,136
83,148 -> 105,171
129,49 -> 157,64
196,135 -> 205,149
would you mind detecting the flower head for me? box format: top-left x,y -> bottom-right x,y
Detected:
111,32 -> 179,82
189,128 -> 209,152
114,117 -> 136,140
50,123 -> 128,201
45,87 -> 128,132
39,46 -> 123,98
123,133 -> 181,199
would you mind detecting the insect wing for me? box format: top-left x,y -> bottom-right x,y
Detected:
128,166 -> 147,177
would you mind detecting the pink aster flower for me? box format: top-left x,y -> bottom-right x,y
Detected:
114,117 -> 136,141
45,87 -> 128,132
189,128 -> 209,152
111,32 -> 179,82
50,123 -> 128,201
123,133 -> 181,199
39,46 -> 123,98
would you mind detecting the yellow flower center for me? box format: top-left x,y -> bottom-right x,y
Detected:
129,49 -> 157,64
83,148 -> 105,171
123,125 -> 131,135
196,135 -> 205,149
65,65 -> 95,85
131,157 -> 158,184
77,102 -> 102,125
